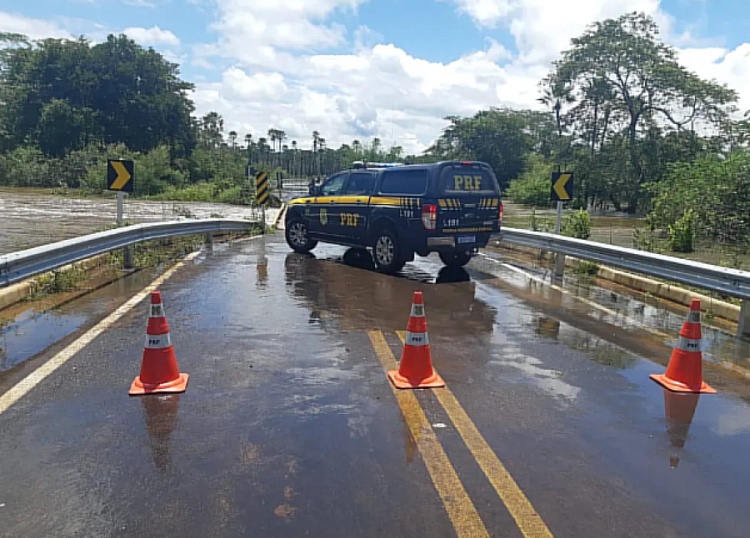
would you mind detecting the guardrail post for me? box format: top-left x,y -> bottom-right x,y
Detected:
553,202 -> 565,279
204,232 -> 214,248
117,192 -> 134,269
739,299 -> 750,337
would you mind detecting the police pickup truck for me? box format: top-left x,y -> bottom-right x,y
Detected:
284,160 -> 504,273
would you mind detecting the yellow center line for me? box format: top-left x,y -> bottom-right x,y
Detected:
396,331 -> 555,538
367,330 -> 489,538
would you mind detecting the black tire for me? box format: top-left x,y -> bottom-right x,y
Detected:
372,227 -> 405,274
439,249 -> 473,268
285,218 -> 317,253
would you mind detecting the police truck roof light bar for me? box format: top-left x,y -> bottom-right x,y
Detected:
351,161 -> 405,169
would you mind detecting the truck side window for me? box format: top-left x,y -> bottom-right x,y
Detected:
320,173 -> 348,196
343,173 -> 375,195
379,170 -> 428,196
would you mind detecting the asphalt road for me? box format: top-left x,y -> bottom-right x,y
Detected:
2,233 -> 750,538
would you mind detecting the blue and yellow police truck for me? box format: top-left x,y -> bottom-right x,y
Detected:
284,160 -> 504,273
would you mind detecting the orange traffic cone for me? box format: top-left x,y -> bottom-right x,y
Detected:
650,299 -> 715,394
129,291 -> 189,396
388,291 -> 445,389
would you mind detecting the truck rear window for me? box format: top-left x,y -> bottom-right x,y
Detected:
379,169 -> 428,196
439,166 -> 499,196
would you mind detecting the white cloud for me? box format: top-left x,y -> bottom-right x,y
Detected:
678,44 -> 750,111
188,0 -> 750,155
0,11 -> 72,40
5,1 -> 750,157
124,0 -> 157,7
122,25 -> 180,46
452,0 -> 667,65
202,0 -> 365,66
192,43 -> 544,154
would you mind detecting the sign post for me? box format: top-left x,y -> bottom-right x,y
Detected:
256,170 -> 270,234
107,159 -> 135,268
550,171 -> 574,279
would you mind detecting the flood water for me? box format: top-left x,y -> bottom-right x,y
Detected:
1,191 -> 645,255
0,189 -> 263,255
503,202 -> 647,248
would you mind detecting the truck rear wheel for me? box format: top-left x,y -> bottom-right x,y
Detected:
439,250 -> 473,268
373,227 -> 405,274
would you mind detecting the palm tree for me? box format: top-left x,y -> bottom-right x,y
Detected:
229,130 -> 238,150
277,130 -> 287,169
312,131 -> 321,176
267,129 -> 277,160
291,140 -> 298,176
257,137 -> 269,165
201,111 -> 224,149
318,137 -> 327,175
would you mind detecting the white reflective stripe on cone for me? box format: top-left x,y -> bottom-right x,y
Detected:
687,311 -> 700,323
676,336 -> 701,352
150,304 -> 165,318
405,331 -> 429,346
410,304 -> 425,318
145,332 -> 172,349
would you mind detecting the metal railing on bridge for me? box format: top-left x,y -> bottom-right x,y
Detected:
278,178 -> 311,200
1,207 -> 748,336
498,228 -> 750,336
0,219 -> 258,287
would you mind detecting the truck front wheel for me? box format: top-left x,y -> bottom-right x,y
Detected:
285,218 -> 317,253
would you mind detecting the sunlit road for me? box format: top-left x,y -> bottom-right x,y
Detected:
2,233 -> 750,537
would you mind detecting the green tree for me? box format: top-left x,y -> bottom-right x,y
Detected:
544,12 -> 737,213
646,152 -> 750,245
428,108 -> 554,188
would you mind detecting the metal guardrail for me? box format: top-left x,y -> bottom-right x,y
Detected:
0,219 -> 258,287
500,228 -> 750,301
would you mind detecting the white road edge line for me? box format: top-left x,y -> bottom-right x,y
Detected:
0,237 -> 261,416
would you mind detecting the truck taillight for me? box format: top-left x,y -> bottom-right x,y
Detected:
421,203 -> 437,230
498,201 -> 504,223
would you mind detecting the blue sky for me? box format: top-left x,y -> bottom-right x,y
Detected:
1,0 -> 749,152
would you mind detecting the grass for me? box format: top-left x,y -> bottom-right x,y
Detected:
144,183 -> 254,205
12,227 -> 260,305
24,265 -> 89,302
0,184 -> 257,206
572,260 -> 600,276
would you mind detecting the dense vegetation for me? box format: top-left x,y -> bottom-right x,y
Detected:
1,12 -> 749,251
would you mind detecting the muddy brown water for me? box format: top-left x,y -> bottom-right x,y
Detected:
1,192 -> 642,254
0,189 -> 262,255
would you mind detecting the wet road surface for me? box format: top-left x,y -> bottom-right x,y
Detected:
2,234 -> 750,537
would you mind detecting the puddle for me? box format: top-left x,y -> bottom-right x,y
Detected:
0,267 -> 159,374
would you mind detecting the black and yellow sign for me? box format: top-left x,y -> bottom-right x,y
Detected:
107,159 -> 134,193
550,172 -> 574,202
256,171 -> 270,205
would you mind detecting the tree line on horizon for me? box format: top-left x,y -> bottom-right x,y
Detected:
0,12 -> 749,253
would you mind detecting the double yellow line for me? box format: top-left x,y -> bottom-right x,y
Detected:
368,330 -> 554,538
